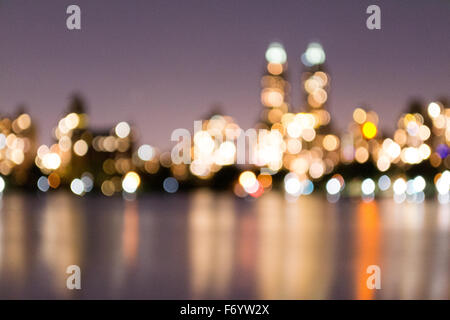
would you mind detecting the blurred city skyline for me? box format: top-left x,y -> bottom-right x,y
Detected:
1,0 -> 449,147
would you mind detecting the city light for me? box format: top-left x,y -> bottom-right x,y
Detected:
163,177 -> 179,193
122,171 -> 141,193
284,172 -> 302,196
302,42 -> 326,66
362,121 -> 377,139
378,175 -> 391,191
0,176 -> 5,193
326,178 -> 341,195
428,102 -> 441,118
115,121 -> 131,138
138,144 -> 155,161
393,178 -> 407,195
265,42 -> 287,64
239,171 -> 258,193
70,178 -> 85,196
0,42 -> 447,203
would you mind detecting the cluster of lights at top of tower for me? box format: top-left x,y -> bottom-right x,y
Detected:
260,42 -> 290,126
301,43 -> 330,130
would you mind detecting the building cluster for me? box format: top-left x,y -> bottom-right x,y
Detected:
0,42 -> 448,202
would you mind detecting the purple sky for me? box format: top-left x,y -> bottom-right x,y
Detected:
1,0 -> 449,148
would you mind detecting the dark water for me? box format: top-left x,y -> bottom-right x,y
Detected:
0,190 -> 448,299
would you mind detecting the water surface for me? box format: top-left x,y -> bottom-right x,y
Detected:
0,191 -> 448,299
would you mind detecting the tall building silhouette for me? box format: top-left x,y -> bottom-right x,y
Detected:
260,42 -> 290,127
300,42 -> 331,134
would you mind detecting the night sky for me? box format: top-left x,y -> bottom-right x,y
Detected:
0,0 -> 449,147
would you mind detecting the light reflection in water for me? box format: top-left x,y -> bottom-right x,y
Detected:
188,190 -> 235,299
122,200 -> 139,268
355,200 -> 379,300
256,194 -> 336,299
40,192 -> 84,298
0,194 -> 28,294
0,191 -> 447,299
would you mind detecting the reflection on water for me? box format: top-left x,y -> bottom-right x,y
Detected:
0,190 -> 448,299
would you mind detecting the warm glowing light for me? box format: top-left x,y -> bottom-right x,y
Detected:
73,139 -> 88,156
216,141 -> 236,165
122,171 -> 141,193
194,131 -> 215,155
239,171 -> 258,193
48,172 -> 60,188
0,176 -> 5,193
17,113 -> 31,130
115,121 -> 131,138
323,134 -> 339,151
101,180 -> 115,196
261,89 -> 284,107
267,62 -> 283,75
42,153 -> 61,170
362,122 -> 377,139
287,121 -> 302,138
137,144 -> 154,161
353,108 -> 367,124
355,147 -> 369,163
65,113 -> 80,130
377,156 -> 390,172
309,161 -> 324,179
427,102 -> 441,118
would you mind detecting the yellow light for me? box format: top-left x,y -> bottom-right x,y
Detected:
362,121 -> 377,139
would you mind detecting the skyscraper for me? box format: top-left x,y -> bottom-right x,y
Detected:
300,42 -> 331,134
260,42 -> 290,127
